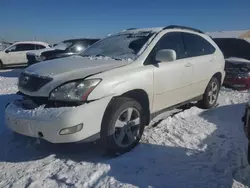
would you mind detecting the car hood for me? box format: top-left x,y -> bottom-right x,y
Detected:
226,57 -> 250,64
25,55 -> 129,78
20,56 -> 129,96
225,57 -> 250,73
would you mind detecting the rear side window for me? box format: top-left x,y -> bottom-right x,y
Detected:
36,44 -> 46,49
154,32 -> 186,59
15,44 -> 36,51
183,33 -> 215,57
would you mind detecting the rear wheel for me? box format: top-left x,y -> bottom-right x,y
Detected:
101,97 -> 146,155
198,77 -> 220,109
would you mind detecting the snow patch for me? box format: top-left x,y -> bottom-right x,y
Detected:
0,70 -> 250,188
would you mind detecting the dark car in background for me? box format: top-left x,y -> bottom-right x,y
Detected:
26,38 -> 99,66
214,38 -> 250,90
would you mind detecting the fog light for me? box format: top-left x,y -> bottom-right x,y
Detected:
59,124 -> 83,135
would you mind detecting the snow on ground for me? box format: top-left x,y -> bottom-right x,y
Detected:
0,69 -> 250,188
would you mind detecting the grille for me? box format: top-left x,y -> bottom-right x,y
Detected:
18,72 -> 52,92
17,92 -> 80,109
26,54 -> 37,65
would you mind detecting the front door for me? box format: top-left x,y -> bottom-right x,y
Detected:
147,32 -> 193,112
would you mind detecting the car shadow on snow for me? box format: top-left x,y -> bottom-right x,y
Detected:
0,68 -> 22,78
0,103 -> 250,187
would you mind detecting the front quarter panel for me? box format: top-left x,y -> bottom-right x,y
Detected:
88,64 -> 154,111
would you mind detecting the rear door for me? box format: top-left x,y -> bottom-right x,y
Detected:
182,32 -> 216,97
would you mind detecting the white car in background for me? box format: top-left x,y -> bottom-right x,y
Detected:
5,25 -> 225,154
0,41 -> 50,69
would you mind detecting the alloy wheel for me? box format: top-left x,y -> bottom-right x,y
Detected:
114,107 -> 141,148
208,81 -> 219,105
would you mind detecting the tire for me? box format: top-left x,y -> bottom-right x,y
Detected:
198,77 -> 220,109
100,97 -> 146,155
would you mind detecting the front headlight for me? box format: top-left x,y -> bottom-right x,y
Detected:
49,79 -> 101,102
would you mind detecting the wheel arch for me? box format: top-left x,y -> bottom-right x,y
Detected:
121,89 -> 150,125
212,72 -> 223,86
102,89 -> 151,127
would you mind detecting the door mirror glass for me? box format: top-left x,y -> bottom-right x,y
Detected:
155,49 -> 177,62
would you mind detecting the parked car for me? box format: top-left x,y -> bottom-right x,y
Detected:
26,38 -> 99,66
213,38 -> 250,90
0,41 -> 50,69
5,25 -> 225,154
242,102 -> 250,164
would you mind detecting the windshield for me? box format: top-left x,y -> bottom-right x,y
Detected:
214,38 -> 250,60
80,31 -> 154,61
54,41 -> 73,50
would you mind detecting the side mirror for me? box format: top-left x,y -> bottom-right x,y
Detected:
155,49 -> 177,62
5,49 -> 10,53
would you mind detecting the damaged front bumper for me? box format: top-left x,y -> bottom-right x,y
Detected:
5,96 -> 112,143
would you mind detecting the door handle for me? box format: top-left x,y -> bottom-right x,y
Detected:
185,63 -> 192,67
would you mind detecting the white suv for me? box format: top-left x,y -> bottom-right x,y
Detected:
0,41 -> 50,68
5,26 -> 225,154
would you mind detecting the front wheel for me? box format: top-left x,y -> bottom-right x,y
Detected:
101,97 -> 146,155
198,77 -> 220,109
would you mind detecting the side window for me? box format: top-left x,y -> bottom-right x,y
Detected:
183,33 -> 215,57
36,45 -> 46,50
144,32 -> 185,64
155,32 -> 185,59
15,44 -> 36,51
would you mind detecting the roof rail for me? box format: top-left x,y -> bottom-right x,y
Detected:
163,25 -> 204,34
